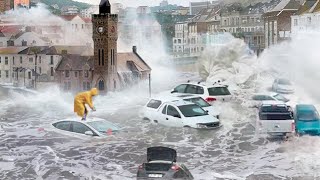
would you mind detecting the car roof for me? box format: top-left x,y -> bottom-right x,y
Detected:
168,100 -> 195,106
52,117 -> 113,124
150,94 -> 202,103
253,92 -> 278,96
179,82 -> 228,88
261,100 -> 286,105
296,104 -> 316,111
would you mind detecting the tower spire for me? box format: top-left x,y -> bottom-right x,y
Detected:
99,0 -> 111,14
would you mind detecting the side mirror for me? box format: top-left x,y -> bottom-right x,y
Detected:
84,131 -> 93,136
174,114 -> 181,118
171,89 -> 177,93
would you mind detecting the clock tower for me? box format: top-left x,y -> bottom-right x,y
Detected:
92,0 -> 118,92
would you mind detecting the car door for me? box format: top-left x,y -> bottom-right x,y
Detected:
166,105 -> 183,127
71,121 -> 98,137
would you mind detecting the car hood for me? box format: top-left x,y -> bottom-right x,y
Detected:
277,84 -> 293,90
147,146 -> 177,162
202,106 -> 220,116
184,115 -> 219,124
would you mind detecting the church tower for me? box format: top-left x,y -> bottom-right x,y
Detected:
92,0 -> 118,92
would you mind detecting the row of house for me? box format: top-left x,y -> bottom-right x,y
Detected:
173,0 -> 310,58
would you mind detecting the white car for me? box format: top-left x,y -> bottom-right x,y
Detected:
142,94 -> 220,119
248,92 -> 290,108
170,82 -> 232,104
142,100 -> 221,129
272,78 -> 294,94
51,118 -> 120,139
257,101 -> 295,137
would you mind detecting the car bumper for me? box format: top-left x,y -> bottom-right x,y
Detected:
297,129 -> 320,136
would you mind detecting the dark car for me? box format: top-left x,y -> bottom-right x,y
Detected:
137,147 -> 194,180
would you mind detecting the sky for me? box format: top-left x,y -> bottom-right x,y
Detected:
74,0 -> 209,7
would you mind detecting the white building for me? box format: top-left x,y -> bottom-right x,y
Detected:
160,0 -> 169,7
137,6 -> 151,14
80,5 -> 99,18
61,6 -> 79,16
291,0 -> 320,34
173,22 -> 189,57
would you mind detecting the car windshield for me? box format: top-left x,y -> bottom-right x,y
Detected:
261,105 -> 289,113
298,111 -> 320,121
184,97 -> 211,107
208,87 -> 231,96
178,104 -> 208,117
273,94 -> 289,102
278,79 -> 291,85
87,121 -> 120,134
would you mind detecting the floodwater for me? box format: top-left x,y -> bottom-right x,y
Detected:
1,71 -> 320,180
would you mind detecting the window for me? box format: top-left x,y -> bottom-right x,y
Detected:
82,24 -> 84,29
12,72 -> 14,78
98,80 -> 104,90
39,67 -> 41,74
68,82 -> 71,90
83,82 -> 86,90
0,70 -> 1,78
84,70 -> 89,78
53,121 -> 71,131
173,84 -> 187,93
167,105 -> 181,118
162,105 -> 167,114
65,70 -> 70,78
50,67 -> 54,76
20,56 -> 22,64
12,57 -> 14,65
294,19 -> 298,26
87,82 -> 90,90
5,57 -> 8,65
71,122 -> 93,134
28,71 -> 31,79
208,87 -> 231,96
39,56 -> 41,64
307,17 -> 311,24
5,70 -> 8,78
185,85 -> 204,94
0,57 -> 1,63
75,72 -> 78,77
29,58 -> 33,63
147,99 -> 162,109
178,104 -> 207,117
50,56 -> 54,65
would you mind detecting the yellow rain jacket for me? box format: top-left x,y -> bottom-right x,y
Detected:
74,88 -> 99,117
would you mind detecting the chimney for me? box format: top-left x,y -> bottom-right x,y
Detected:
132,46 -> 137,53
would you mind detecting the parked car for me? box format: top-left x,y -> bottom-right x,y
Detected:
142,100 -> 221,129
170,82 -> 232,104
51,118 -> 120,139
248,92 -> 290,108
257,101 -> 295,137
295,104 -> 320,136
272,78 -> 294,94
142,94 -> 220,119
137,146 -> 194,180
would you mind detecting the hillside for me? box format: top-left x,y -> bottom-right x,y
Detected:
40,0 -> 90,10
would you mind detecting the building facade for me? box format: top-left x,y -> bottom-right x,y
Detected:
263,0 -> 300,48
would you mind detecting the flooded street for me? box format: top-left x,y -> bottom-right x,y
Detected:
1,74 -> 320,180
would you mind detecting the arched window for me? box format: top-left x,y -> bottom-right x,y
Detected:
98,80 -> 105,91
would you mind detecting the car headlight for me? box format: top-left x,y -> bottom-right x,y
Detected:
197,124 -> 207,128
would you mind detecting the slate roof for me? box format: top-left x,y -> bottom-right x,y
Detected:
55,55 -> 93,71
295,0 -> 318,15
117,52 -> 151,72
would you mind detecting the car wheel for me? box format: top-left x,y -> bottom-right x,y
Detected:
143,117 -> 150,121
183,125 -> 191,128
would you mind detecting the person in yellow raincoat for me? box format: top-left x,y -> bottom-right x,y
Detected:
74,88 -> 99,120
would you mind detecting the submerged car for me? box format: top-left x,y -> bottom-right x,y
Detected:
137,146 -> 194,180
142,99 -> 221,129
272,78 -> 294,94
248,92 -> 290,108
171,82 -> 232,104
51,118 -> 120,138
295,104 -> 320,136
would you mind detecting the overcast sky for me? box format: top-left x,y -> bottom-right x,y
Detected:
74,0 -> 209,7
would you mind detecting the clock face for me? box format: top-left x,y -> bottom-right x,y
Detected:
98,27 -> 104,33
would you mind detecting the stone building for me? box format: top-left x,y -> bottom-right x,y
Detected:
263,0 -> 300,48
55,0 -> 151,93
